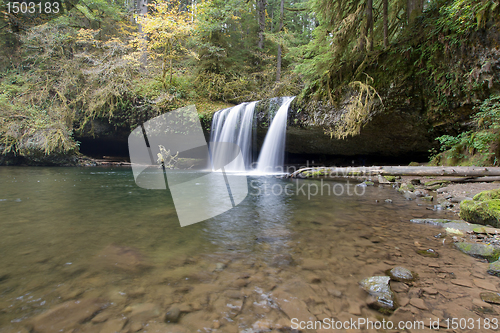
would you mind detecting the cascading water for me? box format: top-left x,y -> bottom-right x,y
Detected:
209,101 -> 257,171
255,96 -> 295,173
209,97 -> 294,173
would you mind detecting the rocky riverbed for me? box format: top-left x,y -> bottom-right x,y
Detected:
2,171 -> 500,333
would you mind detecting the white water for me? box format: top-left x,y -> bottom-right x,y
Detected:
209,97 -> 294,173
209,102 -> 257,171
255,96 -> 295,173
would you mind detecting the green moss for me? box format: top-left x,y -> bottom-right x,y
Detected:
384,176 -> 396,182
398,183 -> 415,192
408,162 -> 420,166
474,188 -> 500,201
459,199 -> 500,228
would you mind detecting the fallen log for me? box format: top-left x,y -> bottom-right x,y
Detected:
290,166 -> 500,178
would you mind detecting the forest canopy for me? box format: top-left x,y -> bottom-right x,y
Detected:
0,0 -> 499,163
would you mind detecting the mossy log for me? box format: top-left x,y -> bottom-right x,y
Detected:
290,166 -> 500,178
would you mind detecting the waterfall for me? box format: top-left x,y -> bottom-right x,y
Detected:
209,97 -> 294,173
255,96 -> 295,173
209,101 -> 257,171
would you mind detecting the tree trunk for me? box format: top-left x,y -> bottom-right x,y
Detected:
383,0 -> 388,48
276,0 -> 284,82
291,166 -> 500,178
407,0 -> 423,24
366,0 -> 373,51
257,0 -> 267,49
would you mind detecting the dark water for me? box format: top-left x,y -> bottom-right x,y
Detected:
0,167 -> 459,331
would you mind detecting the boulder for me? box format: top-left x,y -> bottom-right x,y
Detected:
474,189 -> 500,201
455,242 -> 500,262
460,199 -> 500,228
359,276 -> 396,311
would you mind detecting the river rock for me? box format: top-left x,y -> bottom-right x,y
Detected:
415,248 -> 439,258
124,303 -> 161,322
271,254 -> 294,267
387,266 -> 416,282
271,290 -> 316,322
31,298 -> 105,333
164,306 -> 181,323
301,258 -> 327,270
480,292 -> 500,305
95,244 -> 149,273
99,317 -> 127,333
455,242 -> 500,262
359,276 -> 396,310
460,199 -> 500,228
487,260 -> 500,277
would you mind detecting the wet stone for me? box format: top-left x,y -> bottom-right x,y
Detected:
95,244 -> 150,273
215,263 -> 226,271
409,298 -> 428,310
124,303 -> 161,323
359,276 -> 396,311
164,306 -> 181,323
473,279 -> 497,291
454,242 -> 500,262
487,260 -> 500,277
31,298 -> 105,333
480,292 -> 500,305
451,279 -> 473,288
415,249 -> 439,258
271,254 -> 294,267
99,317 -> 126,333
301,259 -> 327,270
129,322 -> 143,332
387,266 -> 416,282
224,290 -> 243,299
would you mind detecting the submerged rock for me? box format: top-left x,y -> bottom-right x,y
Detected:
164,306 -> 181,323
95,244 -> 150,273
487,260 -> 500,277
271,254 -> 294,267
455,242 -> 500,262
415,248 -> 439,258
480,292 -> 500,305
30,299 -> 105,333
387,267 -> 416,282
359,276 -> 396,311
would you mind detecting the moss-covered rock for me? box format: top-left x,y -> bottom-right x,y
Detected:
454,242 -> 500,262
459,199 -> 500,228
474,189 -> 500,201
487,260 -> 500,277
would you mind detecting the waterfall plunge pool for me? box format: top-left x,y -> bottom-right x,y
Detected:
0,166 -> 495,332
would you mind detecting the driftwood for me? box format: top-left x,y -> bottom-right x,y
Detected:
290,166 -> 500,181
